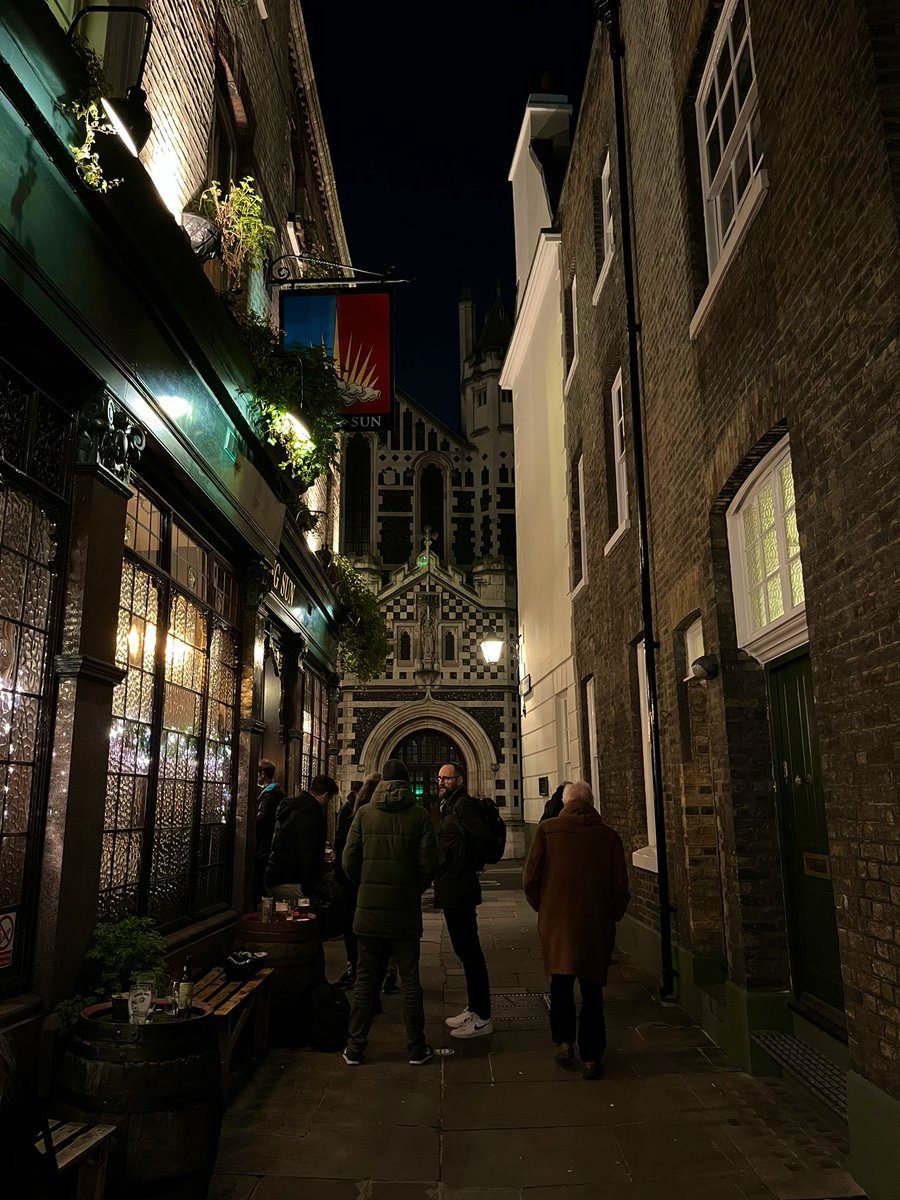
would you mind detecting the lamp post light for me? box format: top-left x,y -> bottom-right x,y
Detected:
478,630 -> 504,665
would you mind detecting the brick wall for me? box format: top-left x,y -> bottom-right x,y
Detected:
559,0 -> 898,1098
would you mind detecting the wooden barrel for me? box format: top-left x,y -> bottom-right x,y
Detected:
233,912 -> 325,1045
54,1001 -> 222,1200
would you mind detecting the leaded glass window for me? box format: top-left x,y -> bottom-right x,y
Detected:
100,481 -> 240,928
0,363 -> 71,992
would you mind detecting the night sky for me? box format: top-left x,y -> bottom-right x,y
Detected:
302,3 -> 596,429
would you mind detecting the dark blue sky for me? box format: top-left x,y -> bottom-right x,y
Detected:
303,4 -> 595,429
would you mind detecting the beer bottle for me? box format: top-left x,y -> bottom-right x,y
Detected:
177,956 -> 193,1018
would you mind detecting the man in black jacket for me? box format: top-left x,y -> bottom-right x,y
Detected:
265,774 -> 338,901
254,759 -> 285,904
434,761 -> 494,1039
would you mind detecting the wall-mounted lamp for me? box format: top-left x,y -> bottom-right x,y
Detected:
690,654 -> 719,681
479,630 -> 504,664
68,6 -> 154,156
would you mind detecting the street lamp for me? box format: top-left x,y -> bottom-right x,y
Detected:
479,630 -> 504,664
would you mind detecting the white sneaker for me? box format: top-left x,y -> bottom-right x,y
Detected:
444,1008 -> 474,1029
450,1014 -> 494,1039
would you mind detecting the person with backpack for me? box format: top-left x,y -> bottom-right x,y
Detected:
340,759 -> 439,1065
434,761 -> 496,1039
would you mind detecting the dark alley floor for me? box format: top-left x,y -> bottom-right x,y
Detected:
209,864 -> 864,1200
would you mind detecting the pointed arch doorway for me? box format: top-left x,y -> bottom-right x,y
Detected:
390,729 -> 467,815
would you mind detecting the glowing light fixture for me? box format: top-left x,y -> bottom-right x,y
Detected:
285,412 -> 312,443
68,6 -> 154,156
159,394 -> 193,421
479,630 -> 504,664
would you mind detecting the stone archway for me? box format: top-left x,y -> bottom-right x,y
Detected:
357,699 -> 497,798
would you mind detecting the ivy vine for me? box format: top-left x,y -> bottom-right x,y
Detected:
58,39 -> 122,192
232,310 -> 343,490
330,555 -> 391,682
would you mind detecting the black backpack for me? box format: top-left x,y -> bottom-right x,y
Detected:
473,798 -> 507,866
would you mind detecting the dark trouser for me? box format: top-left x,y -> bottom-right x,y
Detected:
343,886 -> 358,968
347,936 -> 426,1055
344,925 -> 358,970
549,974 -> 606,1062
443,906 -> 491,1019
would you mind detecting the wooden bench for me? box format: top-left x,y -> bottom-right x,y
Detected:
194,966 -> 273,1102
36,1119 -> 116,1200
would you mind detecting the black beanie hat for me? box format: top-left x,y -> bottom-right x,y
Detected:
382,758 -> 410,782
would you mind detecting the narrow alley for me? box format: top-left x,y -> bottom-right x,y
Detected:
209,867 -> 862,1200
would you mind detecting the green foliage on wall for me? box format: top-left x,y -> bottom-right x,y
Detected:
330,555 -> 391,682
232,310 -> 343,491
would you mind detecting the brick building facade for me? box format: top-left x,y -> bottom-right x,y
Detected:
504,1 -> 898,1194
336,299 -> 525,851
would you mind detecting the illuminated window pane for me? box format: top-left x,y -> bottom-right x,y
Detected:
759,483 -> 776,530
746,540 -> 763,585
790,555 -> 805,607
767,575 -> 784,620
750,586 -> 766,631
779,460 -> 795,510
762,528 -> 779,576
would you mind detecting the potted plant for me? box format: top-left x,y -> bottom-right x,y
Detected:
52,917 -> 168,1033
196,176 -> 275,285
51,919 -> 222,1199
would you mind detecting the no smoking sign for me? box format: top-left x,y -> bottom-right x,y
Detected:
0,912 -> 15,969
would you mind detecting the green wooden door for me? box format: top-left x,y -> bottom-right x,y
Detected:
770,653 -> 844,1013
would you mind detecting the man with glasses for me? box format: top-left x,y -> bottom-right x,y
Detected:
434,762 -> 494,1038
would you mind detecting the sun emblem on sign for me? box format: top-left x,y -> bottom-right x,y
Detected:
333,308 -> 382,406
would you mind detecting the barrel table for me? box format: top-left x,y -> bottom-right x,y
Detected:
232,912 -> 325,1045
54,1000 -> 222,1200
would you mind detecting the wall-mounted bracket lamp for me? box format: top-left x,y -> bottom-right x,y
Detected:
690,654 -> 719,680
67,5 -> 154,156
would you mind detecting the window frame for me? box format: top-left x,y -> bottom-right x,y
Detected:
583,676 -> 600,791
633,640 -> 658,873
691,0 -> 768,335
592,151 -> 615,304
564,274 -> 579,392
604,369 -> 630,554
726,438 -> 807,664
570,452 -> 587,595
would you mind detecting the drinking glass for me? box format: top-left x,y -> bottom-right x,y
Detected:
128,977 -> 153,1025
259,896 -> 275,922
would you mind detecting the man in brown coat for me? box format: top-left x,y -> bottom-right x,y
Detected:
522,780 -> 630,1078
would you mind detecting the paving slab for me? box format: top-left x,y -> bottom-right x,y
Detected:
212,874 -> 862,1200
442,1126 -> 630,1189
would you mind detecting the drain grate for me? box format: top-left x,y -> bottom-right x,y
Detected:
489,991 -> 550,1020
752,1031 -> 847,1120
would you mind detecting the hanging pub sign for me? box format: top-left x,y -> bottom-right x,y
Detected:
280,289 -> 394,431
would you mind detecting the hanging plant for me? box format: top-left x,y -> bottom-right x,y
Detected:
232,310 -> 343,490
330,555 -> 390,682
197,177 -> 275,282
58,39 -> 122,192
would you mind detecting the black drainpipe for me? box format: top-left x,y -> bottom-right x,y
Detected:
596,0 -> 676,999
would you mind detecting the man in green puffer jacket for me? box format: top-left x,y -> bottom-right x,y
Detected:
341,759 -> 439,1065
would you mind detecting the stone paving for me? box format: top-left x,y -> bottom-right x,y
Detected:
210,865 -> 865,1200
